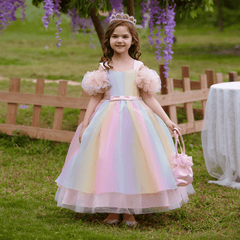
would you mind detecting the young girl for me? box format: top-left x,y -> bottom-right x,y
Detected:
55,13 -> 195,227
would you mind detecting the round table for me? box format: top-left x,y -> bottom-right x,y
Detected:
201,81 -> 240,189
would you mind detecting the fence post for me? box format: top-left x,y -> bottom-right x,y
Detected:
78,90 -> 89,125
167,78 -> 178,124
160,64 -> 167,95
182,66 -> 190,83
159,64 -> 169,115
216,73 -> 223,83
32,79 -> 45,127
229,71 -> 238,82
182,66 -> 190,112
53,81 -> 68,130
200,74 -> 208,117
183,77 -> 194,133
6,78 -> 21,125
205,70 -> 215,88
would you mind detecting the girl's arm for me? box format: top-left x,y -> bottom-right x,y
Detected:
140,89 -> 181,132
82,93 -> 103,128
142,93 -> 170,123
82,65 -> 105,127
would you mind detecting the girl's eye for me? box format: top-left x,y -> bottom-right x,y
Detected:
124,36 -> 128,38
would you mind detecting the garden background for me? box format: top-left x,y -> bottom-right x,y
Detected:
0,0 -> 240,239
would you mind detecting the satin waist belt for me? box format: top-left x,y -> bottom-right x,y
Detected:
103,96 -> 141,101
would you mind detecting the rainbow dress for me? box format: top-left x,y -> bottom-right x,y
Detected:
55,60 -> 195,214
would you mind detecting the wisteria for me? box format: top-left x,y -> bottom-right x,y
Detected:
146,0 -> 176,78
163,1 -> 176,78
42,0 -> 54,28
0,0 -> 26,34
106,0 -> 124,23
148,0 -> 163,62
53,0 -> 62,48
67,8 -> 81,39
140,0 -> 149,28
42,0 -> 62,48
67,8 -> 95,49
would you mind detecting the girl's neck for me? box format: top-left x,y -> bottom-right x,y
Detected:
110,54 -> 135,71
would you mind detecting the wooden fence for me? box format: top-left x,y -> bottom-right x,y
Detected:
0,67 -> 239,142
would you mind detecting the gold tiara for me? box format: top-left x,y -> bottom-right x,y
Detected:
109,13 -> 137,26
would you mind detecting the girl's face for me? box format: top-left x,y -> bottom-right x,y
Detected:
110,25 -> 133,55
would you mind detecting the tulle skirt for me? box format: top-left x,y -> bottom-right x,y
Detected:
55,98 -> 195,214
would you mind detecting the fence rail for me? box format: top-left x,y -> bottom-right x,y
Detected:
0,66 -> 239,143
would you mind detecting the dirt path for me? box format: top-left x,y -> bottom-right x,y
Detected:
0,77 -> 81,86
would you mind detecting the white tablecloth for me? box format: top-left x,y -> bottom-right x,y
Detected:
201,82 -> 240,189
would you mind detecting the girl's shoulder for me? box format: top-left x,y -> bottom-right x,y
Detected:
134,60 -> 144,70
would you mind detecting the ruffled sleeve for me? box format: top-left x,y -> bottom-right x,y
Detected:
136,65 -> 161,95
81,70 -> 110,96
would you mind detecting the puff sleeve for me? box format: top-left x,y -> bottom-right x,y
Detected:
136,65 -> 161,95
81,70 -> 110,96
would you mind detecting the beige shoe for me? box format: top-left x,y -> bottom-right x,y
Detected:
102,214 -> 120,225
122,213 -> 138,227
122,219 -> 138,227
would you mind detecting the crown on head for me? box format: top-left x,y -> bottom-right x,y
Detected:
109,12 -> 137,26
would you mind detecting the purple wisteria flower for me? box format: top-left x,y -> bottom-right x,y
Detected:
67,8 -> 82,40
53,0 -> 62,48
42,0 -> 63,48
19,105 -> 28,109
163,1 -> 176,78
106,0 -> 123,23
148,0 -> 161,47
143,0 -> 176,79
140,0 -> 149,28
0,0 -> 26,34
42,0 -> 54,29
67,7 -> 94,48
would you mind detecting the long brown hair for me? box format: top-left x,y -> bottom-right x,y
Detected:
100,20 -> 141,70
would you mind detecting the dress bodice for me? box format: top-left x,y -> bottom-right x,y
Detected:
102,69 -> 141,100
81,60 -> 161,99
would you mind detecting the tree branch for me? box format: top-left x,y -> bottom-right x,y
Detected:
90,6 -> 105,50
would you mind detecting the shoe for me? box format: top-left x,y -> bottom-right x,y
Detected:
102,215 -> 120,225
122,220 -> 138,227
102,219 -> 119,225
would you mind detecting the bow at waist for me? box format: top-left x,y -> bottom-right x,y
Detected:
103,95 -> 141,101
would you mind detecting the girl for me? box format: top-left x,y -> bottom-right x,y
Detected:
55,13 -> 195,227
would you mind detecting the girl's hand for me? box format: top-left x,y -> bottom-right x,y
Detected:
79,126 -> 87,143
165,119 -> 181,134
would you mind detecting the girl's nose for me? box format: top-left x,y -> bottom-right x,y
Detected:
117,38 -> 123,43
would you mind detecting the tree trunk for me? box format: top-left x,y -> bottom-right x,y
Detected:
215,0 -> 223,31
90,6 -> 105,50
127,0 -> 134,16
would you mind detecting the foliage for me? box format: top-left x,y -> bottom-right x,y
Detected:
31,0 -> 214,19
32,0 -> 111,17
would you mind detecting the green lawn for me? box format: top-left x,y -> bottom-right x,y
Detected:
1,1 -> 240,239
1,131 -> 240,240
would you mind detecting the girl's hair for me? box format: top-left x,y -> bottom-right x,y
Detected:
100,20 -> 141,70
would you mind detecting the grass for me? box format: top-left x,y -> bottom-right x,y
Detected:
1,131 -> 240,240
1,1 -> 240,239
